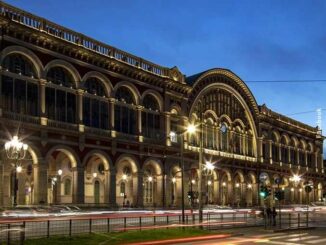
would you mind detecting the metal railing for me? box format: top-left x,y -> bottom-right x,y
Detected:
0,1 -> 171,79
0,211 -> 262,244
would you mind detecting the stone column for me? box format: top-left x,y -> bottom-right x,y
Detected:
268,140 -> 273,164
135,171 -> 143,207
33,160 -> 48,205
72,167 -> 85,204
109,169 -> 116,206
108,98 -> 115,131
257,137 -> 263,163
164,112 -> 171,146
156,175 -> 163,206
77,89 -> 84,128
0,159 -> 3,206
39,79 -> 47,117
136,106 -> 143,140
104,170 -> 110,204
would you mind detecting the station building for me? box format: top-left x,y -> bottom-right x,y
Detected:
0,2 -> 324,207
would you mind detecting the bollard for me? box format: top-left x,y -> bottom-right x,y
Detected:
89,219 -> 92,234
7,224 -> 10,245
306,211 -> 309,227
124,217 -> 127,231
107,218 -> 110,233
289,213 -> 291,227
298,213 -> 300,227
47,220 -> 50,238
139,217 -> 142,231
20,221 -> 26,245
154,216 -> 156,226
69,220 -> 72,237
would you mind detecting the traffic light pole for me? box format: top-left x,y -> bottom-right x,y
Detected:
278,183 -> 281,229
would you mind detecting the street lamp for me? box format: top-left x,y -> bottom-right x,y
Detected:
170,123 -> 197,224
5,136 -> 28,207
290,174 -> 301,204
203,161 -> 215,205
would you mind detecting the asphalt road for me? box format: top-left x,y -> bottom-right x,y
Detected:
179,227 -> 326,245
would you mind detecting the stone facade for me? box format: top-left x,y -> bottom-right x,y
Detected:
0,2 -> 324,208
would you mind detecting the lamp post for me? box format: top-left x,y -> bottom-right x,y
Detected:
203,161 -> 214,205
5,136 -> 28,207
290,174 -> 301,204
170,124 -> 196,224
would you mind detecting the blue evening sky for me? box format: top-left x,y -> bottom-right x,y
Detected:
6,1 -> 326,134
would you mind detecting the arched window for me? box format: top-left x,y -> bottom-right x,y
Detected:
143,170 -> 154,205
220,123 -> 228,152
204,119 -> 215,149
233,127 -> 241,154
271,133 -> 279,162
1,54 -> 39,116
298,141 -> 306,166
281,136 -> 288,164
142,94 -> 160,139
3,53 -> 36,77
170,113 -> 179,143
262,132 -> 269,162
83,77 -> 108,129
290,138 -> 297,164
247,131 -> 253,157
64,178 -> 71,195
46,67 -> 76,123
120,182 -> 126,195
307,144 -> 313,168
114,86 -> 136,134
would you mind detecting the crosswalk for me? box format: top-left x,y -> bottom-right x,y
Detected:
248,232 -> 326,244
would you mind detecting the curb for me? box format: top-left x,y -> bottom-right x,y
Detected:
128,233 -> 236,245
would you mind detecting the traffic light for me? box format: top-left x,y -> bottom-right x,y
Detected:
260,186 -> 267,198
187,191 -> 193,199
274,190 -> 285,201
260,186 -> 271,199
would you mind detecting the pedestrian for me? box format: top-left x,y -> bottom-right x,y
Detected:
272,207 -> 277,226
266,207 -> 272,226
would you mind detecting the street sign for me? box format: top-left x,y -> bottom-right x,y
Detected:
305,186 -> 312,193
274,177 -> 282,185
259,172 -> 268,183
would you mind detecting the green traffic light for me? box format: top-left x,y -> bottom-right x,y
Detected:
260,192 -> 266,197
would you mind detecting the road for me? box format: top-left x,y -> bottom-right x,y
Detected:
179,227 -> 326,245
1,207 -> 326,243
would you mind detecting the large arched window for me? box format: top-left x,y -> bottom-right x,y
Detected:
46,67 -> 76,123
204,119 -> 215,149
64,178 -> 71,195
290,138 -> 297,165
220,123 -> 228,152
247,131 -> 253,157
307,144 -> 313,168
233,127 -> 241,154
281,136 -> 289,164
262,132 -> 269,162
143,170 -> 154,205
83,77 -> 108,129
170,111 -> 179,143
1,54 -> 39,116
298,141 -> 306,166
142,94 -> 160,139
114,86 -> 136,134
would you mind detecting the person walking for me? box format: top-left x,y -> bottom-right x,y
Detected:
266,207 -> 272,226
272,207 -> 277,226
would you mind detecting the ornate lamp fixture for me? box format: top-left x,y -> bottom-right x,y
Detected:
5,136 -> 28,207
